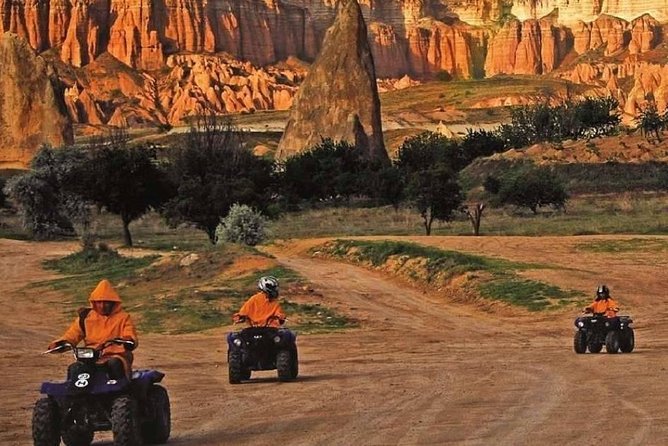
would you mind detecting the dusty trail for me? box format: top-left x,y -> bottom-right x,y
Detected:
1,236 -> 667,445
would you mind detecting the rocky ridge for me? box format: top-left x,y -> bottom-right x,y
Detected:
0,33 -> 72,168
277,0 -> 387,161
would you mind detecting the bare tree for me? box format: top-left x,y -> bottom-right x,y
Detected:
464,202 -> 486,236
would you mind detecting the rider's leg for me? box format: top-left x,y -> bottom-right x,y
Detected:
106,357 -> 126,380
67,361 -> 88,380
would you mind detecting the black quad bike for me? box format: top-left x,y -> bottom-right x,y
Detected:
573,313 -> 635,354
33,340 -> 171,446
227,316 -> 298,384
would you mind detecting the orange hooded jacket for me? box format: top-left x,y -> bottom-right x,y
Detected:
51,279 -> 138,376
586,297 -> 619,318
234,292 -> 285,327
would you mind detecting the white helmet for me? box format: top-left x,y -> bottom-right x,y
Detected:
258,276 -> 279,299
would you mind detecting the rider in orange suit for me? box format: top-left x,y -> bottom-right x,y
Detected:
584,284 -> 619,318
48,279 -> 138,379
233,276 -> 285,327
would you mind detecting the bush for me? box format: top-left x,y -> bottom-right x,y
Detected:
496,167 -> 569,214
215,204 -> 267,246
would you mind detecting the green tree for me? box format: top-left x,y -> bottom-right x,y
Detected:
77,145 -> 172,247
636,103 -> 664,142
5,146 -> 89,239
496,167 -> 569,214
405,166 -> 463,235
163,115 -> 274,243
280,138 -> 372,204
395,132 -> 464,173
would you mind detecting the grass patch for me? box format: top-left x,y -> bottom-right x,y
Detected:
321,239 -> 531,274
270,192 -> 668,238
41,246 -> 353,334
478,277 -> 581,311
576,238 -> 668,253
316,239 -> 582,311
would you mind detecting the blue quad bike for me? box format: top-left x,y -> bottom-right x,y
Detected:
227,316 -> 298,384
32,339 -> 171,446
573,313 -> 635,354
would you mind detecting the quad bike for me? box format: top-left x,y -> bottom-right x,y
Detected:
227,316 -> 298,384
573,312 -> 635,354
32,339 -> 171,446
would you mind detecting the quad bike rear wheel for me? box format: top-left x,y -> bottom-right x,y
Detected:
111,396 -> 142,446
573,331 -> 587,354
588,341 -> 603,353
605,331 -> 620,354
619,328 -> 635,353
141,385 -> 171,444
32,397 -> 60,446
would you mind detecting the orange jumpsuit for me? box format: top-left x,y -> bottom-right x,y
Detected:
51,279 -> 138,376
234,292 -> 285,327
585,297 -> 619,318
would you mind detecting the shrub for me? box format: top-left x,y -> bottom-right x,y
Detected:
215,204 -> 267,246
496,167 -> 569,214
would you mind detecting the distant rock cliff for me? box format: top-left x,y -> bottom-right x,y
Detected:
0,33 -> 72,168
3,0 -> 668,134
277,0 -> 387,161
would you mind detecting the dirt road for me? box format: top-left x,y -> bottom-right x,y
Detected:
2,236 -> 667,445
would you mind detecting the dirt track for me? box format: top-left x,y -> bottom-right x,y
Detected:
2,236 -> 668,445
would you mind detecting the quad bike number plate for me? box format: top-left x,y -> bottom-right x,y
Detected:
75,373 -> 91,388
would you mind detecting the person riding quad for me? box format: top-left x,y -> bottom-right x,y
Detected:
233,276 -> 286,327
48,279 -> 138,380
584,284 -> 620,318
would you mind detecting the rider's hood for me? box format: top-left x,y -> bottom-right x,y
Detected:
89,279 -> 122,303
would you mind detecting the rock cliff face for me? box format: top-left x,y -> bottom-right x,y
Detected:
277,0 -> 387,161
0,33 -> 73,168
3,0 -> 668,137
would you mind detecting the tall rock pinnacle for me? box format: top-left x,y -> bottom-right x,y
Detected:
0,33 -> 73,168
276,0 -> 388,161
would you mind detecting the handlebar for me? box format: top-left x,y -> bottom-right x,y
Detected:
43,338 -> 135,355
234,314 -> 286,327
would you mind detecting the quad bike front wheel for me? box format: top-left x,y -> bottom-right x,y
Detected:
32,397 -> 60,446
619,328 -> 635,353
141,385 -> 171,444
573,331 -> 587,354
111,396 -> 142,446
277,349 -> 298,381
605,331 -> 620,354
228,350 -> 248,384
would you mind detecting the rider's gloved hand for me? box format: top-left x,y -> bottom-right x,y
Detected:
48,340 -> 66,350
111,338 -> 137,351
233,314 -> 247,324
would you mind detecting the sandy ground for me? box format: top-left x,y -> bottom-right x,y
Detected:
1,235 -> 668,445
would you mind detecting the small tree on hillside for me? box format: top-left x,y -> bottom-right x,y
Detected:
496,167 -> 568,214
636,103 -> 664,142
163,115 -> 274,243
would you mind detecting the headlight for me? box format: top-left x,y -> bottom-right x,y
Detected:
233,338 -> 242,347
273,335 -> 281,344
577,321 -> 584,328
76,348 -> 95,359
605,321 -> 610,327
